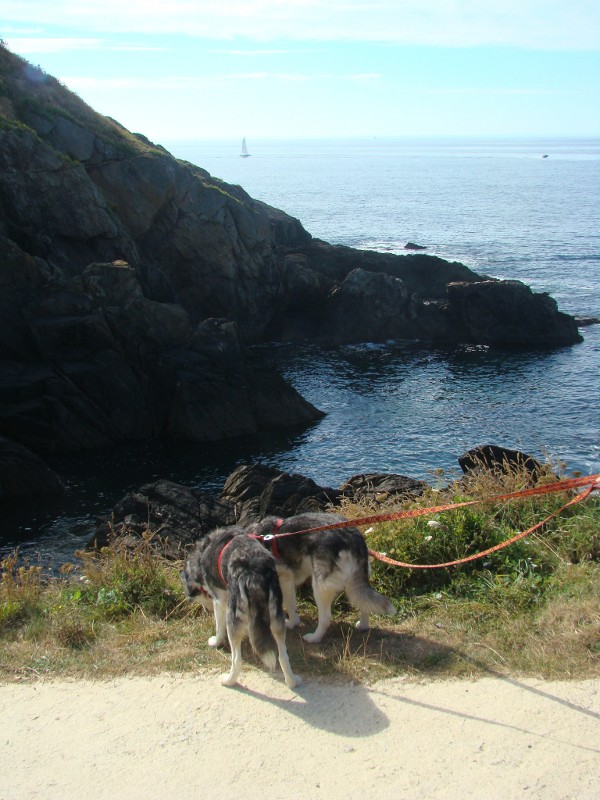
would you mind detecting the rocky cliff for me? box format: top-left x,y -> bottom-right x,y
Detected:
0,45 -> 583,467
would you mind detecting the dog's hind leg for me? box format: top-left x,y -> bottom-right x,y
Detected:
355,611 -> 370,631
222,619 -> 245,687
303,579 -> 339,643
208,597 -> 228,647
277,567 -> 301,629
270,615 -> 301,688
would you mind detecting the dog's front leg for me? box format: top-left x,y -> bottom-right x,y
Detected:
208,596 -> 227,647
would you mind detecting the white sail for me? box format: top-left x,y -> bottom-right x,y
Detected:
240,137 -> 250,157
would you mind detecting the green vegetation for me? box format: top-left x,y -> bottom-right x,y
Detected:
1,466 -> 598,684
0,43 -> 166,159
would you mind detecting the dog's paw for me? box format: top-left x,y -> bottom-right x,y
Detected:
303,631 -> 324,644
286,674 -> 302,689
355,620 -> 370,632
285,616 -> 301,630
207,635 -> 222,647
221,673 -> 238,687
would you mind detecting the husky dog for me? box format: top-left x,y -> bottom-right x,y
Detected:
181,526 -> 301,688
246,512 -> 396,643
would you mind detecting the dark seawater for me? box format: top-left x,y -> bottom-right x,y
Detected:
2,137 -> 599,566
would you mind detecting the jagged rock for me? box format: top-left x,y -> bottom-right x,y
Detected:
575,316 -> 600,327
220,464 -> 341,525
93,479 -> 235,556
94,464 -> 433,554
0,45 -> 585,459
0,249 -> 323,454
458,444 -> 547,481
340,473 -> 428,501
0,435 -> 64,501
319,268 -> 411,343
404,242 -> 427,250
446,280 -> 582,346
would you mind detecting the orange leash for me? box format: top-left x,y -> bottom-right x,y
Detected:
264,473 -> 600,570
368,482 -> 597,569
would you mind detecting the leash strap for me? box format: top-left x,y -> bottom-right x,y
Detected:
262,517 -> 283,559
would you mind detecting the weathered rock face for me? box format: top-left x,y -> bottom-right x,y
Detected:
92,479 -> 236,557
0,436 -> 64,501
458,444 -> 549,482
0,46 -> 584,466
0,248 -> 323,455
446,281 -> 582,347
96,464 -> 430,555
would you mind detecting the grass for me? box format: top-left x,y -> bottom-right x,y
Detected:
1,465 -> 599,685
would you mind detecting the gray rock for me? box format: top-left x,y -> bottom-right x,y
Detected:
340,473 -> 428,501
458,444 -> 547,481
0,436 -> 64,501
0,45 -> 585,460
93,479 -> 235,557
446,280 -> 582,346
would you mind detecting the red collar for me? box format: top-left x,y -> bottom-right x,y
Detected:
264,518 -> 283,560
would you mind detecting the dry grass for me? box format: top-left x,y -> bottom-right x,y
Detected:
1,466 -> 599,685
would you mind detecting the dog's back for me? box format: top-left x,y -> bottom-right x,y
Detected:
220,532 -> 286,669
182,527 -> 300,687
247,512 -> 396,642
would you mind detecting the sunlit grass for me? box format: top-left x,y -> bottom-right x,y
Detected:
1,465 -> 598,684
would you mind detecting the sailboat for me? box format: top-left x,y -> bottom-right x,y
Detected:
240,137 -> 251,158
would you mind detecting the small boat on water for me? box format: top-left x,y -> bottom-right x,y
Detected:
240,137 -> 251,158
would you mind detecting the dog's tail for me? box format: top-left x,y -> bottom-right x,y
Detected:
247,584 -> 282,670
346,571 -> 396,617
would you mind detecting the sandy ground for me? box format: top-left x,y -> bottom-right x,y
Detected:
1,671 -> 599,800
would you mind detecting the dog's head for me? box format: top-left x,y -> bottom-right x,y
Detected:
180,561 -> 213,611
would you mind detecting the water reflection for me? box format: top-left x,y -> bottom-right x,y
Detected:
2,335 -> 598,564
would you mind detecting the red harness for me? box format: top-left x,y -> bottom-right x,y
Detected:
262,517 -> 283,560
216,521 -> 285,587
217,537 -> 234,587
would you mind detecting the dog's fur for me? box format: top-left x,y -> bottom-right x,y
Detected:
181,526 -> 300,688
246,512 -> 396,643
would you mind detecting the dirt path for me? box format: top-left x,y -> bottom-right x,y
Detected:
1,672 -> 599,799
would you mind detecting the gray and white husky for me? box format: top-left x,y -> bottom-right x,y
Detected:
246,512 -> 396,643
181,526 -> 301,688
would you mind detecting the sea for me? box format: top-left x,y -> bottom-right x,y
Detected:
2,136 -> 599,566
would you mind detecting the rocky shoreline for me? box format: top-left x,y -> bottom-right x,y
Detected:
89,444 -> 545,558
0,45 -> 587,501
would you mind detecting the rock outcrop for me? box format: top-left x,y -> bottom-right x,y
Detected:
94,464 -> 429,555
458,444 -> 549,482
0,436 -> 64,501
0,45 -> 584,467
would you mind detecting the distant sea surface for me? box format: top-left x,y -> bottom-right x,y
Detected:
2,137 -> 599,564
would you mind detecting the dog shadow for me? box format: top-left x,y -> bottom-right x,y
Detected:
231,624 -> 600,748
227,620 -> 461,736
230,677 -> 390,737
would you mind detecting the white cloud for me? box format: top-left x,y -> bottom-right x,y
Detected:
63,72 -> 381,91
208,49 -> 292,56
2,0 -> 599,50
5,37 -> 102,53
5,37 -> 167,53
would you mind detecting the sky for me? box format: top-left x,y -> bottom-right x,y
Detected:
2,1 -> 600,143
